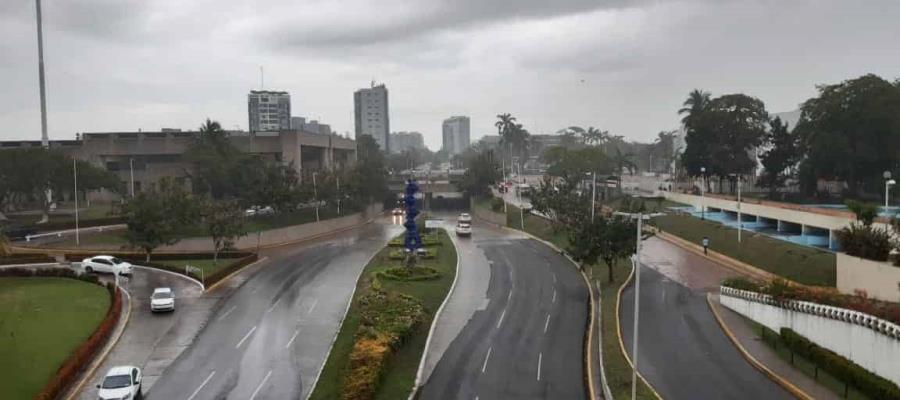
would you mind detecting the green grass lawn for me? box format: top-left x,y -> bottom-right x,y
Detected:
155,258 -> 243,279
48,231 -> 131,249
6,202 -> 120,225
503,202 -> 657,399
310,229 -> 457,400
650,213 -> 836,287
0,277 -> 110,399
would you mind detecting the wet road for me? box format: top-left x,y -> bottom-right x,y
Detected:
620,237 -> 792,399
147,221 -> 401,400
420,221 -> 588,400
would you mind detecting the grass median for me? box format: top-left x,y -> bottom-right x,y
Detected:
155,257 -> 244,279
309,228 -> 457,400
0,277 -> 111,399
650,213 -> 836,286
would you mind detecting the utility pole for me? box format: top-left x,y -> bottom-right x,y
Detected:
631,212 -> 642,400
591,172 -> 597,222
73,158 -> 79,247
313,172 -> 320,222
737,175 -> 742,243
129,158 -> 135,197
35,0 -> 49,148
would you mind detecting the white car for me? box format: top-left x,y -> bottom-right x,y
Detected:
97,365 -> 142,400
150,287 -> 175,312
458,213 -> 472,224
455,222 -> 472,237
81,256 -> 133,275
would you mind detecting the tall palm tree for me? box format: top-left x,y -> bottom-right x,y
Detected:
495,113 -> 516,137
678,89 -> 711,128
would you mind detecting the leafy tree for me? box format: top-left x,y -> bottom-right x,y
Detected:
495,114 -> 530,172
836,223 -> 893,261
349,135 -> 389,204
846,200 -> 879,226
651,130 -> 679,173
202,198 -> 246,264
458,150 -> 500,197
794,74 -> 900,196
530,175 -> 588,231
185,118 -> 247,199
122,178 -> 200,261
567,214 -> 636,281
758,117 -> 798,197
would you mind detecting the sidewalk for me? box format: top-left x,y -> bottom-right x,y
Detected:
708,293 -> 840,400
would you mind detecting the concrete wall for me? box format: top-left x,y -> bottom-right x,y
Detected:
665,192 -> 853,230
837,253 -> 900,303
720,287 -> 900,386
161,203 -> 383,251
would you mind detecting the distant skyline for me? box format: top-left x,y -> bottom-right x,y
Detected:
1,1 -> 899,151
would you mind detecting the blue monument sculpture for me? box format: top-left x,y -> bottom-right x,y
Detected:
403,179 -> 422,252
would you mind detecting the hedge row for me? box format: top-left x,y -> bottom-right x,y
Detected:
342,288 -> 425,400
0,253 -> 56,265
780,328 -> 900,400
0,268 -> 123,400
722,277 -> 900,326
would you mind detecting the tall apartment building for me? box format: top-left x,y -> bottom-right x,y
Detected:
353,83 -> 390,152
248,90 -> 291,132
390,131 -> 425,154
442,116 -> 470,155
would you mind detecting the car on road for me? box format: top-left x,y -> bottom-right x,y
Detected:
150,287 -> 175,312
455,222 -> 472,237
457,213 -> 472,224
392,208 -> 404,216
245,205 -> 275,217
81,255 -> 132,275
97,365 -> 142,400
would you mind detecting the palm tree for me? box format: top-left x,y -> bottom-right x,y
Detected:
678,89 -> 711,128
495,113 -> 516,136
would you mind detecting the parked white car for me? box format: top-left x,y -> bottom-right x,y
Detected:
97,365 -> 142,400
81,255 -> 132,275
458,213 -> 472,224
150,287 -> 175,312
455,222 -> 472,237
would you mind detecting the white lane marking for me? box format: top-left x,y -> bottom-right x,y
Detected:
248,369 -> 273,400
507,290 -> 512,302
187,370 -> 216,400
217,305 -> 237,321
307,298 -> 319,314
552,289 -> 556,303
496,309 -> 506,329
481,347 -> 492,373
537,352 -> 543,381
236,325 -> 257,349
266,297 -> 282,314
544,313 -> 551,334
286,328 -> 300,349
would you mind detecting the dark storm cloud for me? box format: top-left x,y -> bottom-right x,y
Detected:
0,0 -> 153,41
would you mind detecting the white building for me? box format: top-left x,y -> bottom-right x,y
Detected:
248,90 -> 291,132
354,83 -> 390,152
442,116 -> 470,155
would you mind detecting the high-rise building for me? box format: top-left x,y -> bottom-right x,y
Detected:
390,131 -> 425,154
248,91 -> 291,132
353,83 -> 390,152
442,116 -> 470,155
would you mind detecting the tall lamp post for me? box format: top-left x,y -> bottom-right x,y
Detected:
699,167 -> 706,220
614,211 -> 664,400
312,172 -> 320,222
73,158 -> 79,247
884,171 -> 894,210
587,172 -> 597,222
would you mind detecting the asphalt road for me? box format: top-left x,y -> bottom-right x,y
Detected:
619,237 -> 792,399
76,265 -> 207,399
147,221 -> 401,400
420,221 -> 588,400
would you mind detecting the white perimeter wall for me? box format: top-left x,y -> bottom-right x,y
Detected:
720,288 -> 900,386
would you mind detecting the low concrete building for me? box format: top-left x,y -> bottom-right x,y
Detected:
0,130 -> 356,197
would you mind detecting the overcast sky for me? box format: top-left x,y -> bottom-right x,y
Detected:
1,0 -> 898,150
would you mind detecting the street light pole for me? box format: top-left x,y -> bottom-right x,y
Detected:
591,172 -> 597,223
886,179 -> 896,210
631,212 -> 642,400
700,166 -> 706,220
313,172 -> 320,222
73,158 -> 79,247
737,175 -> 742,243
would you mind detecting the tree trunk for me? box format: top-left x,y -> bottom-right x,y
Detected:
607,260 -> 614,282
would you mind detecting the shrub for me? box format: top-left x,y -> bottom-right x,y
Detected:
722,278 -> 900,326
780,328 -> 900,400
836,223 -> 893,261
377,267 -> 440,281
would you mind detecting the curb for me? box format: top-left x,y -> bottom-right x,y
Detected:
410,227 -> 461,399
305,232 -> 393,400
204,256 -> 269,293
705,293 -> 815,400
63,286 -> 132,400
132,265 -> 205,290
497,222 -> 599,400
616,262 -> 663,400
